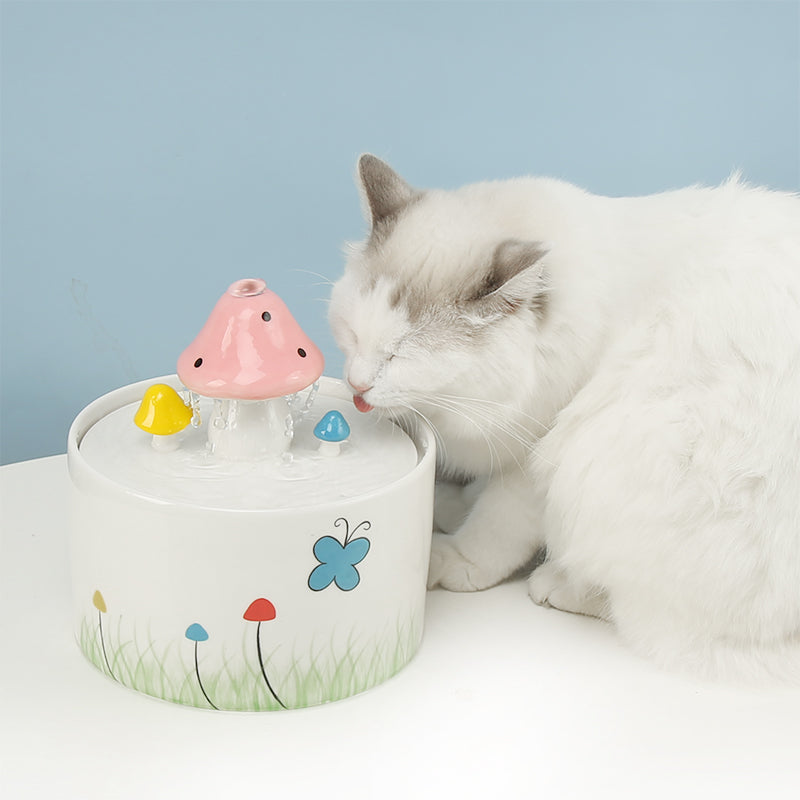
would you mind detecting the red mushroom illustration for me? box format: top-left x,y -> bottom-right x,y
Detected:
177,279 -> 324,460
243,598 -> 286,709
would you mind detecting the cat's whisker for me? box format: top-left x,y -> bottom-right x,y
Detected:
443,404 -> 522,476
447,397 -> 550,454
452,403 -> 556,470
424,394 -> 534,450
291,269 -> 336,288
402,394 -> 486,471
416,390 -> 548,447
406,392 -> 520,477
398,403 -> 448,464
436,393 -> 553,435
447,402 -> 538,451
405,390 -> 557,471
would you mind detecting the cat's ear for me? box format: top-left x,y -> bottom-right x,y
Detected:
357,154 -> 416,226
472,239 -> 549,318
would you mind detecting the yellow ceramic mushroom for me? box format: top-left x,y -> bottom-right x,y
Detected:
134,384 -> 193,452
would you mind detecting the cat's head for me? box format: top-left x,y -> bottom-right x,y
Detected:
329,155 -> 549,414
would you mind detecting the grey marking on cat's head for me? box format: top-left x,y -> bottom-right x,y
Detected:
386,238 -> 549,326
389,282 -> 431,323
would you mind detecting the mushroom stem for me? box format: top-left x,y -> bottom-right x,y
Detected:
151,433 -> 180,453
256,620 -> 287,709
207,397 -> 292,460
193,641 -> 218,711
317,440 -> 341,458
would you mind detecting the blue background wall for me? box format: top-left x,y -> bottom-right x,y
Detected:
2,0 -> 798,464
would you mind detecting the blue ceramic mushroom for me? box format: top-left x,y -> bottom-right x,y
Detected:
313,410 -> 351,456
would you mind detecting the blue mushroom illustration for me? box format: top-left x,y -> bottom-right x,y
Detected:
313,410 -> 351,456
309,517 -> 371,591
185,622 -> 218,710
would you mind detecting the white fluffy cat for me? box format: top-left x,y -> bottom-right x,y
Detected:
328,154 -> 800,681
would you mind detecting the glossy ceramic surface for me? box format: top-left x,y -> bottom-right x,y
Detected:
67,375 -> 436,711
177,278 -> 325,400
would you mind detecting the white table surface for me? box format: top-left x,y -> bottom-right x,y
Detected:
1,455 -> 799,800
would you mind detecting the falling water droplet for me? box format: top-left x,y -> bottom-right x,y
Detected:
189,391 -> 202,427
212,398 -> 226,430
226,399 -> 238,430
303,382 -> 320,417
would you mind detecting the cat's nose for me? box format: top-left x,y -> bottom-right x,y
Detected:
346,357 -> 375,396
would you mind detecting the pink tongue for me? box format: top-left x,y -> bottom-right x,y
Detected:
353,395 -> 374,413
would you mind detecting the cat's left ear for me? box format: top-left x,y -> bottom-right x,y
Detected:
357,154 -> 416,227
473,239 -> 549,318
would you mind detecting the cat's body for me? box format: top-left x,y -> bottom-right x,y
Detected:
329,155 -> 800,681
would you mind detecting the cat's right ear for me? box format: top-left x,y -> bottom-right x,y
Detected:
357,154 -> 415,226
472,239 -> 549,319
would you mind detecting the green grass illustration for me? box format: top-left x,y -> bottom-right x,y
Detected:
77,613 -> 421,711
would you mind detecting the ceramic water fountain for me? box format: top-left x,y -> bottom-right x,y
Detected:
68,279 -> 436,711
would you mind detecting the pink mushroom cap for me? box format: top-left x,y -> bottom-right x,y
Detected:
177,278 -> 325,400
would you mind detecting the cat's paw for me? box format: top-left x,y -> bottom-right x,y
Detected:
528,563 -> 609,619
527,562 -> 565,608
427,533 -> 495,592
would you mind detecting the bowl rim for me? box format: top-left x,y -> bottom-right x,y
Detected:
67,375 -> 436,515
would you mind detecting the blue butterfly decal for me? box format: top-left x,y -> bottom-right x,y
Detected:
308,518 -> 372,592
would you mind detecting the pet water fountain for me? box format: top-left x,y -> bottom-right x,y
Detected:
68,278 -> 436,711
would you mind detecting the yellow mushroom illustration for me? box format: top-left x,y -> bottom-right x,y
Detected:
134,384 -> 193,452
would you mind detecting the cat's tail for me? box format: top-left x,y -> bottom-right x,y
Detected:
612,593 -> 800,685
647,635 -> 800,686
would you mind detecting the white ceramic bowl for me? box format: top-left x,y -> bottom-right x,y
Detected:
68,376 -> 435,711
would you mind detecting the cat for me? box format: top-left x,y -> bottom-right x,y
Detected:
328,154 -> 800,682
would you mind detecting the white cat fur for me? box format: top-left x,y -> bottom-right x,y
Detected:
329,155 -> 800,682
